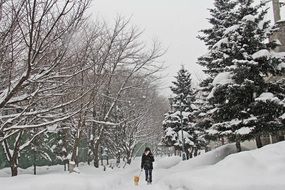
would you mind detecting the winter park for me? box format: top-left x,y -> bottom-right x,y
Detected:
1,0 -> 285,189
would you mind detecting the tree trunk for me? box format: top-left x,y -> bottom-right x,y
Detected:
194,148 -> 198,157
236,141 -> 241,152
87,150 -> 93,166
126,150 -> 132,164
221,137 -> 225,145
10,154 -> 19,177
116,151 -> 121,167
33,148 -> 37,175
71,136 -> 81,166
185,148 -> 190,160
93,141 -> 100,168
11,164 -> 18,177
189,148 -> 194,159
278,131 -> 285,142
255,136 -> 263,148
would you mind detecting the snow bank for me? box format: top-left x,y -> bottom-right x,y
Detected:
155,156 -> 181,169
159,141 -> 285,190
2,142 -> 285,190
172,143 -> 237,172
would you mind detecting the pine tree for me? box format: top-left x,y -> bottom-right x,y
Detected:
195,0 -> 239,146
202,0 -> 285,150
162,67 -> 198,158
198,0 -> 238,49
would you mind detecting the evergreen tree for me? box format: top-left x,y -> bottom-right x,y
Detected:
198,0 -> 238,49
162,67 -> 201,158
195,0 -> 239,146
201,0 -> 285,150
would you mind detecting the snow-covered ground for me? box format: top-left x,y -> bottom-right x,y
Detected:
1,142 -> 285,190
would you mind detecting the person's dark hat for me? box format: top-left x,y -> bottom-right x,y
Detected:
144,147 -> 151,152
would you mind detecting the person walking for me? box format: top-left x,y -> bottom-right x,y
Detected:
141,147 -> 154,184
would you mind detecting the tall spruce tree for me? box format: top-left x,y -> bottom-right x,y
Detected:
162,67 -> 199,158
195,0 -> 239,144
201,0 -> 285,150
198,0 -> 238,49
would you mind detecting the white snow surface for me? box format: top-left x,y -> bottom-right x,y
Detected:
213,37 -> 228,49
277,62 -> 285,70
1,142 -> 285,190
207,72 -> 233,100
155,156 -> 181,169
252,49 -> 270,59
224,24 -> 239,35
255,92 -> 281,103
242,14 -> 255,22
235,127 -> 253,135
212,72 -> 233,86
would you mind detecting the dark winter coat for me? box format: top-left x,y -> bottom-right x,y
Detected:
141,153 -> 154,170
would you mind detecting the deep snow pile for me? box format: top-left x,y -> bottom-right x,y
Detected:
158,142 -> 285,190
155,156 -> 181,169
1,142 -> 285,190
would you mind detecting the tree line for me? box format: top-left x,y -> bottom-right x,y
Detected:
0,0 -> 167,176
162,0 -> 285,157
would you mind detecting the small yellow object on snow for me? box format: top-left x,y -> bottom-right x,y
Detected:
133,175 -> 140,186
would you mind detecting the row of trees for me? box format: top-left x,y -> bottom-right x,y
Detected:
162,0 -> 285,155
0,0 -> 167,176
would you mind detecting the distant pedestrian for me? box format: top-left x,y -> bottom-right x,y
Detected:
141,147 -> 154,184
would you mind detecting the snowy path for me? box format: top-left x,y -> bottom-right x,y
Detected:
1,142 -> 285,190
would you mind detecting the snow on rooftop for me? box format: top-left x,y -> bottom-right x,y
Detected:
252,49 -> 270,60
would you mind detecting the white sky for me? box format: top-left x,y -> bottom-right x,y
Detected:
89,0 -> 283,96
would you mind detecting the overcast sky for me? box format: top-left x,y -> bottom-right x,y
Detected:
90,0 -> 282,96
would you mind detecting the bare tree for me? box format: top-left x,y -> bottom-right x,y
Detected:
0,0 -> 90,176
